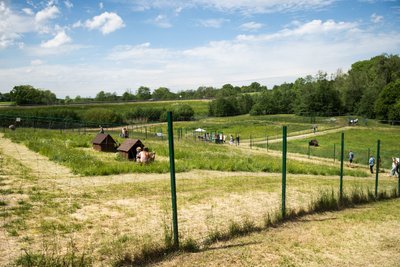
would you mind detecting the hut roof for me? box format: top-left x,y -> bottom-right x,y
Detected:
117,139 -> 143,152
92,133 -> 116,145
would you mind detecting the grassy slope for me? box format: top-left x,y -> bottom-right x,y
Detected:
156,199 -> 400,267
262,127 -> 400,169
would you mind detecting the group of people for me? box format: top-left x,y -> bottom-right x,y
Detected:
198,132 -> 240,145
135,146 -> 155,164
349,150 -> 399,176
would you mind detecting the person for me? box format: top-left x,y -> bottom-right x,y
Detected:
369,155 -> 375,174
312,124 -> 317,134
138,147 -> 150,164
121,127 -> 129,138
390,157 -> 398,177
348,150 -> 354,167
236,135 -> 240,146
135,147 -> 142,162
229,134 -> 234,145
99,125 -> 104,134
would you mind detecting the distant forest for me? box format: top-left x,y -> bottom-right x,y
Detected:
1,54 -> 399,121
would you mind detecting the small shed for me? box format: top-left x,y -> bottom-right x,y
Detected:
92,133 -> 117,152
117,139 -> 144,160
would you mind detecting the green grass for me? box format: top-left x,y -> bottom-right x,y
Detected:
4,128 -> 367,177
260,127 -> 400,169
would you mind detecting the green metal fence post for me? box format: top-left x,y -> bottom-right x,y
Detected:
282,126 -> 287,218
340,132 -> 344,200
308,143 -> 310,159
167,111 -> 179,248
375,140 -> 380,198
267,136 -> 269,151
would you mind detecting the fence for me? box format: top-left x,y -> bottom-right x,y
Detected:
0,112 -> 399,265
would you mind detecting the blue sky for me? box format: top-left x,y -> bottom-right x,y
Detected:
0,0 -> 399,98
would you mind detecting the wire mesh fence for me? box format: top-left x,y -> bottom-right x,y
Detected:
0,114 -> 399,265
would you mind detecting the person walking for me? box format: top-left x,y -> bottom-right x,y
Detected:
369,155 -> 375,174
348,150 -> 354,167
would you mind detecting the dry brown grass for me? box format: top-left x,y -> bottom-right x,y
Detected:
155,200 -> 400,267
0,133 -> 398,266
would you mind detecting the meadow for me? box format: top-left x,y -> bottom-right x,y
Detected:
1,113 -> 399,266
261,127 -> 400,169
3,128 -> 366,177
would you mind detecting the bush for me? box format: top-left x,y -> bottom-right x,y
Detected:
81,108 -> 123,126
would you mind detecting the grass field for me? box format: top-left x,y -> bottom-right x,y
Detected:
261,127 -> 400,169
1,114 -> 399,266
3,128 -> 367,177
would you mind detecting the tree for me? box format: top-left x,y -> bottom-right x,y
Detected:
375,79 -> 400,120
152,87 -> 175,100
122,90 -> 135,101
136,86 -> 151,100
10,85 -> 57,105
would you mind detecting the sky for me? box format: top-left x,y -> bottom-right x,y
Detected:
0,0 -> 400,98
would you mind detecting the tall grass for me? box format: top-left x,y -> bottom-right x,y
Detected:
4,128 -> 367,177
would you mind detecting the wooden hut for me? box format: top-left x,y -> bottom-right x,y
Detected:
117,139 -> 144,160
92,133 -> 117,152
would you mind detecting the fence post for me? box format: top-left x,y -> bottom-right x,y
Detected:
167,111 -> 179,248
282,126 -> 287,218
267,136 -> 269,151
250,134 -> 252,149
375,140 -> 380,198
340,132 -> 344,200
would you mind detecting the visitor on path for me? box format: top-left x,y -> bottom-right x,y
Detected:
312,124 -> 318,134
236,135 -> 240,146
348,150 -> 354,167
369,156 -> 375,174
99,125 -> 104,134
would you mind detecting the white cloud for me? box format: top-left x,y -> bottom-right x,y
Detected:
85,12 -> 125,34
240,22 -> 263,31
22,8 -> 34,15
64,0 -> 73,9
371,13 -> 383,23
35,5 -> 60,23
236,20 -> 358,42
41,30 -> 71,48
151,14 -> 172,28
99,2 -> 104,9
199,18 -> 229,28
108,43 -> 174,63
0,1 -> 35,48
31,59 -> 44,65
132,0 -> 336,14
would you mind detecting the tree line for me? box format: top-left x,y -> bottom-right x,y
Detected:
209,54 -> 400,122
1,54 -> 399,121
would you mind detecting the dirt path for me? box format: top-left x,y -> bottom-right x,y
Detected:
242,126 -> 351,145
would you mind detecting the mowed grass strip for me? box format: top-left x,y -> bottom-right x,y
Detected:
4,128 -> 366,176
155,198 -> 400,267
